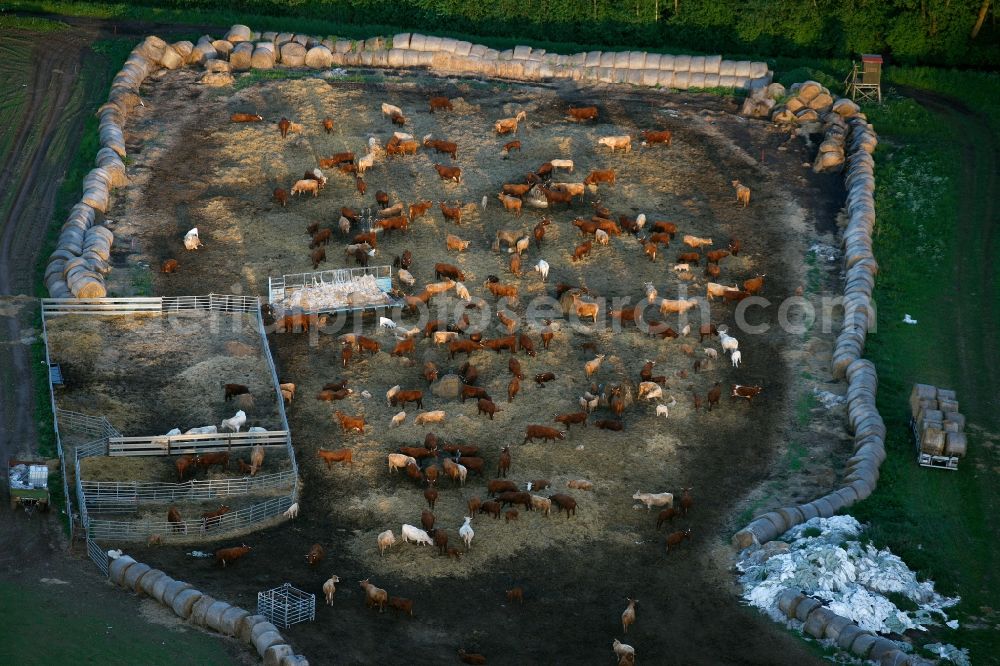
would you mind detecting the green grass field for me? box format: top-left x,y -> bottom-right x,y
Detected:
0,581 -> 235,665
848,73 -> 1000,660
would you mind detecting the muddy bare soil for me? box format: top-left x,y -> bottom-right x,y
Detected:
118,70 -> 835,664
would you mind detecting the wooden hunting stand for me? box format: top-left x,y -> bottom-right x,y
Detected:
845,54 -> 883,103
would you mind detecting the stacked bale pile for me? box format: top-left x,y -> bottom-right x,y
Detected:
911,384 -> 966,464
734,104 -> 883,548
774,590 -> 933,665
772,81 -> 866,173
106,553 -> 308,664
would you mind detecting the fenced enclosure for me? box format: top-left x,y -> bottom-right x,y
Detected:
38,295 -> 299,546
258,583 -> 316,628
268,265 -> 401,316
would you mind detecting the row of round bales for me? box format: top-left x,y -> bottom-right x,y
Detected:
735,96 -> 883,545
774,590 -> 933,665
733,87 -> 891,663
108,554 -> 308,665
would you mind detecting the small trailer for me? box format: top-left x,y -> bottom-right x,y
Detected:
8,459 -> 50,512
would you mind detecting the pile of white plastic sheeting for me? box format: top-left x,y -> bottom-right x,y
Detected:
924,643 -> 970,666
738,516 -> 958,635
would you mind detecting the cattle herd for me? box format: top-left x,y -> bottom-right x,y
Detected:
157,89 -> 775,664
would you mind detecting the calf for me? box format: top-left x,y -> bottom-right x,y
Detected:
568,105 -> 599,121
731,384 -> 763,404
215,544 -> 251,567
641,129 -> 672,146
477,398 -> 502,420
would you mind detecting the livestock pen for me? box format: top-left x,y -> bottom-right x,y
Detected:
114,60 -> 851,664
39,296 -> 300,547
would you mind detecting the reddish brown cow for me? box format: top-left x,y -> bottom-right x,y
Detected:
175,455 -> 196,481
508,357 -> 523,379
523,425 -> 565,444
306,543 -> 325,565
731,384 -> 763,404
278,117 -> 290,138
549,493 -> 577,518
424,480 -> 438,509
357,336 -> 380,355
449,339 -> 483,358
167,506 -> 184,533
456,456 -> 485,476
477,398 -> 501,420
571,241 -> 593,262
460,385 -> 490,403
503,140 -> 522,153
554,412 -> 588,430
316,449 -> 354,470
230,112 -> 263,122
273,187 -> 288,207
390,389 -> 424,409
707,382 -> 723,411
433,164 -> 462,183
479,500 -> 502,519
333,411 -> 365,433
583,169 -> 616,186
425,138 -> 458,160
202,505 -> 231,529
429,96 -> 453,112
677,252 -> 700,265
215,544 -> 251,567
568,105 -> 599,121
391,338 -> 415,357
196,452 -> 229,472
507,376 -> 520,402
641,129 -> 673,146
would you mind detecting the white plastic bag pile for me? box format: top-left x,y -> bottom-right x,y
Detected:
738,515 -> 958,635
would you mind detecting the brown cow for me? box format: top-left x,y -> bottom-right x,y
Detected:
333,411 -> 365,433
731,384 -> 763,404
523,425 -> 565,444
196,452 -> 229,472
278,117 -> 290,138
390,389 -> 424,409
568,105 -> 598,121
175,455 -> 196,482
429,96 -> 453,112
583,169 -> 616,186
215,544 -> 251,567
477,398 -> 501,420
272,187 -> 288,207
230,112 -> 263,122
202,505 -> 231,529
641,129 -> 673,146
306,543 -> 325,565
167,506 -> 184,533
317,448 -> 353,469
549,493 -> 577,518
554,412 -> 588,430
433,163 -> 462,183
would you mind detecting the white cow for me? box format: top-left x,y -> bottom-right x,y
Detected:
379,317 -> 397,330
377,529 -> 396,556
220,410 -> 246,433
534,259 -> 549,281
401,524 -> 434,546
632,490 -> 674,510
459,516 -> 474,549
283,502 -> 299,519
183,228 -> 203,250
184,425 -> 217,435
731,350 -> 742,367
720,331 -> 739,354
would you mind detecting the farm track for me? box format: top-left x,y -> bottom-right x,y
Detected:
899,87 -> 999,415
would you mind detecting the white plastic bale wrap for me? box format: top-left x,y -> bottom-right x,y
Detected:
95,147 -> 127,188
212,40 -> 234,60
689,55 -> 705,73
188,37 -> 218,65
424,35 -> 443,52
393,33 -> 411,49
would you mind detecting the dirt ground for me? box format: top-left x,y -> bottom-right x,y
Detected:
45,311 -> 281,436
105,68 -> 853,664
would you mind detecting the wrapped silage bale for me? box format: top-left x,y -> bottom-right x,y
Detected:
280,42 -> 307,66
275,32 -> 294,46
673,71 -> 690,89
688,55 -> 705,74
393,33 -> 411,49
470,44 -> 489,58
225,24 -> 252,43
230,42 -> 253,71
251,43 -> 276,69
305,45 -> 333,69
674,54 -> 691,71
189,37 -> 218,65
212,40 -> 234,60
172,41 -> 194,60
424,35 -> 443,52
439,37 -> 458,54
292,34 -> 309,46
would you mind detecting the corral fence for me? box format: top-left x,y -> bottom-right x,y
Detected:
39,295 -> 298,546
268,265 -> 402,317
86,494 -> 295,542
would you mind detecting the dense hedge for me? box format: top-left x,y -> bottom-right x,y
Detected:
132,0 -> 996,67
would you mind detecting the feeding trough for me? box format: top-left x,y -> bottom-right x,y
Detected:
268,265 -> 402,317
257,583 -> 315,628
